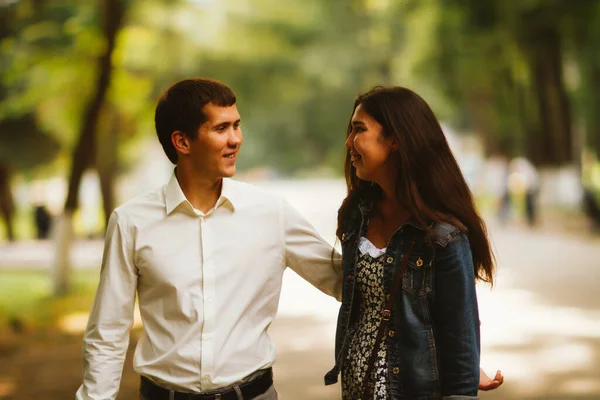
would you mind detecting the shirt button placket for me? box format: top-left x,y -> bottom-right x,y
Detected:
200,216 -> 214,388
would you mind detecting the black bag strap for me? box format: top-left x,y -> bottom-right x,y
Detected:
362,238 -> 416,400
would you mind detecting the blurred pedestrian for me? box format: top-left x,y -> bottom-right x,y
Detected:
0,165 -> 15,241
509,157 -> 539,227
497,158 -> 512,225
76,78 -> 343,400
581,150 -> 600,232
33,204 -> 52,239
325,86 -> 501,399
582,187 -> 600,232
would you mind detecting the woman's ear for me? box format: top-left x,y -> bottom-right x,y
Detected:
171,131 -> 191,156
389,138 -> 399,150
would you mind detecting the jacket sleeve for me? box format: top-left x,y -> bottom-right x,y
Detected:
434,232 -> 480,399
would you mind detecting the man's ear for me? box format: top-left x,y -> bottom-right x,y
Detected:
171,131 -> 191,156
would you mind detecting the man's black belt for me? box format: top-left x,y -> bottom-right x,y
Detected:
140,368 -> 273,400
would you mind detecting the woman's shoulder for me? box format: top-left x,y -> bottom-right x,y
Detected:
429,220 -> 465,249
339,201 -> 364,232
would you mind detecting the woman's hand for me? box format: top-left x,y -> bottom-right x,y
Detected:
479,368 -> 504,391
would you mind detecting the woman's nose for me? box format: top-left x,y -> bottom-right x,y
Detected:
345,134 -> 353,149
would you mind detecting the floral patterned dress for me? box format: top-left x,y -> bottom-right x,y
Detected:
342,237 -> 390,400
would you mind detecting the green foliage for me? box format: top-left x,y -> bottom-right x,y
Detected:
0,268 -> 98,330
0,114 -> 61,171
2,0 -> 600,179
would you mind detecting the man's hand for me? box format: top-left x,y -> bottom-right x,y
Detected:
479,368 -> 504,391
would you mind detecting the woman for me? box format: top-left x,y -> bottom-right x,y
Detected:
325,86 -> 500,399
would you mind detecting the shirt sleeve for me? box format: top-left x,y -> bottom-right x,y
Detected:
76,210 -> 138,400
280,199 -> 343,301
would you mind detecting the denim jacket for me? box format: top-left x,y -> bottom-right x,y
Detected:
325,201 -> 480,400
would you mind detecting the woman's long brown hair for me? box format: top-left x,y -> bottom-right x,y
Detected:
338,86 -> 495,283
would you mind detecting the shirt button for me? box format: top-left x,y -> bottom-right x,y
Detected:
386,256 -> 394,264
347,275 -> 354,281
388,330 -> 395,337
392,367 -> 400,375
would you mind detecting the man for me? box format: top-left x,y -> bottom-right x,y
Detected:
76,78 -> 342,400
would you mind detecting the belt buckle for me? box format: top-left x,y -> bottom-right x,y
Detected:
214,395 -> 221,400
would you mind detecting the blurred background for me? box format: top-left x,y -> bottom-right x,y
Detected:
1,0 -> 600,399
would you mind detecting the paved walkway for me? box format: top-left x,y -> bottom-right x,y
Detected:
1,179 -> 599,399
272,221 -> 600,399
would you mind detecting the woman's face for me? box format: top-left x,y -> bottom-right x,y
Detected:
345,104 -> 397,183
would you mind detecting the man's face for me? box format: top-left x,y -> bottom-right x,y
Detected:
188,103 -> 242,179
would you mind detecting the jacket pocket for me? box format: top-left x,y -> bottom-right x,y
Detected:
402,253 -> 433,296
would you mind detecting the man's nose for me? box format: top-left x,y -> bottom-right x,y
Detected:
228,129 -> 242,146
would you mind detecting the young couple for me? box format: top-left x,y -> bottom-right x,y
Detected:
76,78 -> 503,400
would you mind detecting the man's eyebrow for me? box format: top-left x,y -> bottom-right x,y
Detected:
212,121 -> 230,129
212,119 -> 241,128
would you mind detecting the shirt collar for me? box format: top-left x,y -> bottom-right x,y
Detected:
165,170 -> 237,215
219,177 -> 237,211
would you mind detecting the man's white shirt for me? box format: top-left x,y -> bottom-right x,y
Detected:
76,172 -> 342,399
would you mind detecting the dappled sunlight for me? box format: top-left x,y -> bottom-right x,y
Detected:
1,0 -> 600,398
57,304 -> 143,334
57,312 -> 89,334
560,378 -> 600,395
477,276 -> 600,397
537,341 -> 594,374
478,287 -> 600,345
269,182 -> 600,399
1,200 -> 599,399
0,379 -> 16,398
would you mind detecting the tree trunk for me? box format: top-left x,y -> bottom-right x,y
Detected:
517,80 -> 545,166
529,25 -> 573,167
586,66 -> 600,157
53,0 -> 125,296
466,91 -> 501,156
519,19 -> 581,213
97,108 -> 120,228
0,163 -> 15,241
98,166 -> 116,229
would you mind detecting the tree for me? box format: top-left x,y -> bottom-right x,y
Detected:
0,1 -> 62,241
53,0 -> 126,295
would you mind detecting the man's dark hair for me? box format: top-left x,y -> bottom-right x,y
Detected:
154,78 -> 237,164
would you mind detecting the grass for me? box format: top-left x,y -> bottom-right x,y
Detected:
0,268 -> 99,332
